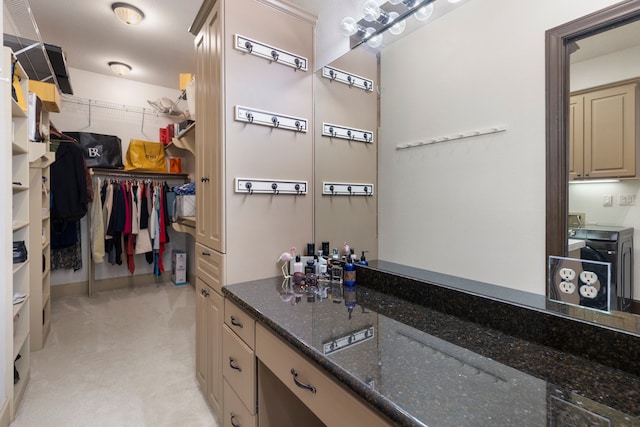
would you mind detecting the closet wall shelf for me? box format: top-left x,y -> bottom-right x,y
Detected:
12,142 -> 28,155
13,184 -> 29,193
12,220 -> 29,232
13,298 -> 27,317
13,261 -> 29,274
322,66 -> 374,92
234,34 -> 308,71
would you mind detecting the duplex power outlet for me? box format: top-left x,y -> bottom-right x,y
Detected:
619,194 -> 637,205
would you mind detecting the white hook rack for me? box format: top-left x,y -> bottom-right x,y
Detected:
235,105 -> 308,133
322,66 -> 374,92
235,178 -> 308,195
234,34 -> 308,71
322,122 -> 374,144
323,182 -> 374,196
396,126 -> 507,150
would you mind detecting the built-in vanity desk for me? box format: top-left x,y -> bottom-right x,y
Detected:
222,265 -> 640,426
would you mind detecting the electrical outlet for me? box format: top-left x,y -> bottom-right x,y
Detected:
559,268 -> 576,281
602,195 -> 613,206
579,285 -> 598,299
619,194 -> 636,205
559,281 -> 576,294
579,271 -> 598,285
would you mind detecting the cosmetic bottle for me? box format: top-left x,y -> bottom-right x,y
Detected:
293,255 -> 304,285
358,251 -> 369,266
343,256 -> 356,287
332,248 -> 340,261
349,248 -> 357,263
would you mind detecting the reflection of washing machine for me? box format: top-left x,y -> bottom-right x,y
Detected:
570,226 -> 633,312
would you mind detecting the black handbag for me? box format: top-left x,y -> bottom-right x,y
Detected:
64,132 -> 124,169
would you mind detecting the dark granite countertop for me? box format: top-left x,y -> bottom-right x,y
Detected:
223,276 -> 640,427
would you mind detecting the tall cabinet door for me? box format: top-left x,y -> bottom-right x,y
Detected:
583,83 -> 637,179
195,1 -> 225,253
569,95 -> 584,180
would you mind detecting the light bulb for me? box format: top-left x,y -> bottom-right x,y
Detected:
340,17 -> 359,36
387,0 -> 403,4
362,0 -> 382,22
448,0 -> 463,3
388,12 -> 406,35
414,3 -> 434,21
365,27 -> 383,48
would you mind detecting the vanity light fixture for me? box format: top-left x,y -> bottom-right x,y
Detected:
108,61 -> 132,76
388,12 -> 407,35
414,3 -> 435,21
362,0 -> 390,24
111,2 -> 145,25
447,0 -> 463,3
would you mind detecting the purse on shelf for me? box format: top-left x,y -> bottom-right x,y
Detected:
125,139 -> 166,172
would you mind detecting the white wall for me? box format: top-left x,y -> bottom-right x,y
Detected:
378,0 -> 622,296
51,67 -> 194,287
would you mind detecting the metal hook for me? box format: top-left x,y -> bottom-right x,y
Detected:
271,50 -> 279,62
329,70 -> 336,80
363,186 -> 369,195
347,75 -> 354,87
329,185 -> 335,195
294,183 -> 301,195
245,181 -> 253,195
347,186 -> 352,195
363,81 -> 370,91
271,183 -> 279,195
295,121 -> 302,131
294,58 -> 302,69
245,41 -> 253,53
347,130 -> 353,140
246,112 -> 254,123
271,116 -> 280,128
329,127 -> 335,137
364,133 -> 371,143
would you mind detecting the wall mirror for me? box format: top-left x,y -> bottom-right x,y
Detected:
546,0 -> 640,333
309,0 -> 640,336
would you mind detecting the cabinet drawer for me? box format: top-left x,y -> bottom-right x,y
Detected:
255,323 -> 391,427
224,298 -> 255,349
223,379 -> 257,427
196,243 -> 224,294
223,324 -> 256,414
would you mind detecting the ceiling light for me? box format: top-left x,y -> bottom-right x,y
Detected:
111,2 -> 145,25
108,61 -> 132,76
388,12 -> 406,36
415,3 -> 434,21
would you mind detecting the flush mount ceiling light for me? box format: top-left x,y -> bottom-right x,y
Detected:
111,2 -> 145,25
108,61 -> 132,76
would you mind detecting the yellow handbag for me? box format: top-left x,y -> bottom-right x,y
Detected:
125,139 -> 166,172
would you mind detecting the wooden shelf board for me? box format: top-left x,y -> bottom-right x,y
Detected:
12,260 -> 29,274
12,220 -> 29,232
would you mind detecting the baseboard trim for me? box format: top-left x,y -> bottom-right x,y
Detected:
51,272 -> 194,299
0,397 -> 10,427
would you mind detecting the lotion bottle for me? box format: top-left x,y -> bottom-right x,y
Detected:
343,256 -> 356,287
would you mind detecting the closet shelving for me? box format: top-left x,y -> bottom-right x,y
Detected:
4,46 -> 31,420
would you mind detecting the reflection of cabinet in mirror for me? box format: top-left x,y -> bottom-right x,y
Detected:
569,81 -> 637,180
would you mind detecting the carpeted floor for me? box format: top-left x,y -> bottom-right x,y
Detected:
11,283 -> 218,427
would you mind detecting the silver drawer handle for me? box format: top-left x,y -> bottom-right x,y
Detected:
230,315 -> 243,328
290,368 -> 316,393
230,413 -> 240,427
229,357 -> 242,372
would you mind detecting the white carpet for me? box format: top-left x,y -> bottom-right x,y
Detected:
11,283 -> 218,427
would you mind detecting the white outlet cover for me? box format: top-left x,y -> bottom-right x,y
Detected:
559,281 -> 576,294
579,271 -> 598,285
559,268 -> 576,281
579,285 -> 598,299
602,195 -> 613,206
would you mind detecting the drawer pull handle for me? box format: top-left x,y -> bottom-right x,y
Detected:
229,357 -> 242,372
230,316 -> 243,328
291,368 -> 316,394
230,413 -> 240,427
201,251 -> 211,256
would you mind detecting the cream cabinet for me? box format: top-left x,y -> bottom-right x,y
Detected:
4,47 -> 31,421
570,82 -> 638,180
196,278 -> 224,418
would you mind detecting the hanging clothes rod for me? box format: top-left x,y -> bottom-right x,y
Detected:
89,168 -> 190,180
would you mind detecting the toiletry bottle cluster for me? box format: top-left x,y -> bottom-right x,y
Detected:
293,241 -> 368,287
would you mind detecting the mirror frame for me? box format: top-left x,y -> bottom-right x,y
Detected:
546,0 -> 640,301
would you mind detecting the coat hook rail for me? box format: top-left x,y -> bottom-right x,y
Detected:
323,182 -> 374,196
234,34 -> 308,71
322,122 -> 374,144
235,178 -> 308,195
235,105 -> 308,133
395,126 -> 507,150
322,66 -> 374,92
